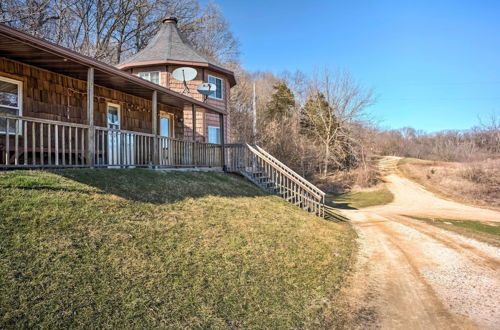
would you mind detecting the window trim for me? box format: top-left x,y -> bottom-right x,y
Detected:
0,75 -> 23,135
207,125 -> 221,144
207,75 -> 224,100
138,71 -> 161,85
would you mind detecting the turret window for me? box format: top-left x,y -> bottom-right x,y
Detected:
208,75 -> 223,100
138,71 -> 160,85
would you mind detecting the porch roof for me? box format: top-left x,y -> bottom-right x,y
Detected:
0,24 -> 226,114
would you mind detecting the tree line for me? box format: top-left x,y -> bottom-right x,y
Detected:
0,0 -> 239,64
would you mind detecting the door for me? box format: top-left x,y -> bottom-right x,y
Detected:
107,103 -> 120,165
159,114 -> 173,164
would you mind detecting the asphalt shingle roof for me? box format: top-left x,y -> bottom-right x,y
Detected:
119,17 -> 216,67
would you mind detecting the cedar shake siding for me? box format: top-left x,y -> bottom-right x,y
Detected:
0,57 -> 184,137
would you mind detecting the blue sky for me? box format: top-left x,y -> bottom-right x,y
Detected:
212,0 -> 500,131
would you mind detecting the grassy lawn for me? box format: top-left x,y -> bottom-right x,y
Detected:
0,169 -> 356,328
405,215 -> 500,247
327,189 -> 394,209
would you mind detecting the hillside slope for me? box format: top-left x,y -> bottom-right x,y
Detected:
0,169 -> 355,329
398,158 -> 500,209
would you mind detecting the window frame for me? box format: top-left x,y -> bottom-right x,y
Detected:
138,71 -> 161,85
0,75 -> 23,135
207,75 -> 224,100
207,125 -> 221,144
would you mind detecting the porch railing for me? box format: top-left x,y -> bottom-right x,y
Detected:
1,113 -> 89,168
0,114 -> 223,169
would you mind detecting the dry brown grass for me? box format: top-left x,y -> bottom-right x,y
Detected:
313,160 -> 381,194
398,158 -> 500,209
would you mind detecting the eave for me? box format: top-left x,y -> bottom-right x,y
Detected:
117,59 -> 237,87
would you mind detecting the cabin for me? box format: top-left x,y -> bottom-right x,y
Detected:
0,17 -> 233,168
0,18 -> 326,217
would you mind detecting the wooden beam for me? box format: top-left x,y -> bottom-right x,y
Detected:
152,90 -> 158,166
192,104 -> 197,165
87,67 -> 95,167
219,113 -> 225,171
191,104 -> 196,142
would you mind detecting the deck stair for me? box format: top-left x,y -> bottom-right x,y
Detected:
225,144 -> 326,217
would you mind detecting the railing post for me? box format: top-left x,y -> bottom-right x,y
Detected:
152,91 -> 158,167
192,104 -> 196,166
219,113 -> 225,171
87,67 -> 95,167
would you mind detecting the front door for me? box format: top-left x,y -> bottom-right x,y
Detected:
159,114 -> 173,164
107,103 -> 120,165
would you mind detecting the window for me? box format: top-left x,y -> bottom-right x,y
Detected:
138,71 -> 160,85
0,76 -> 22,134
208,126 -> 220,144
107,103 -> 120,129
208,75 -> 223,100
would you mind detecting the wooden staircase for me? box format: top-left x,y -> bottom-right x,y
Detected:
225,144 -> 326,217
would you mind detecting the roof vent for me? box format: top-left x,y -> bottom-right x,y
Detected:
162,16 -> 178,25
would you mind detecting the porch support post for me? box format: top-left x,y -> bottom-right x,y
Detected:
152,90 -> 158,167
87,67 -> 95,167
219,113 -> 226,171
192,104 -> 196,166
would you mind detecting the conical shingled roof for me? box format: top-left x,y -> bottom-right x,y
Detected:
117,17 -> 236,86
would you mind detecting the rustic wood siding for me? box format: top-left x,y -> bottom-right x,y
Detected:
0,57 -> 183,137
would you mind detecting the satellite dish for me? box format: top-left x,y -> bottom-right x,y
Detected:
172,67 -> 197,95
172,67 -> 197,82
197,83 -> 217,96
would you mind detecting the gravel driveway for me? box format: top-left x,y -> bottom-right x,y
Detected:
342,157 -> 500,329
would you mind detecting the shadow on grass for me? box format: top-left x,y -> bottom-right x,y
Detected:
3,169 -> 267,204
58,169 -> 268,204
327,201 -> 358,210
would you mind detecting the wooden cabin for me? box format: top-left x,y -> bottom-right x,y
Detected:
0,18 -> 235,169
0,18 -> 327,216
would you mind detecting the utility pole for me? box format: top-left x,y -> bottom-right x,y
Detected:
252,81 -> 257,144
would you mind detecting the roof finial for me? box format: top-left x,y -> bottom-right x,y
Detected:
162,16 -> 178,25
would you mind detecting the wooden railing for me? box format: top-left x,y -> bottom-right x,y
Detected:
225,143 -> 325,217
158,137 -> 222,167
94,127 -> 155,167
1,114 -> 222,169
1,113 -> 89,168
253,145 -> 325,198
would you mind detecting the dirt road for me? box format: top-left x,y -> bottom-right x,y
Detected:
342,157 -> 500,329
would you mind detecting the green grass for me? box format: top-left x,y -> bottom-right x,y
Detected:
406,215 -> 500,236
0,169 -> 356,328
327,189 -> 394,209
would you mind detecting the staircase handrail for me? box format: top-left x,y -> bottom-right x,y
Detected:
244,144 -> 324,200
251,144 -> 325,197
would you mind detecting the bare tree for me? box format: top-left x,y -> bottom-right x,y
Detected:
1,0 -> 240,65
302,70 -> 375,175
